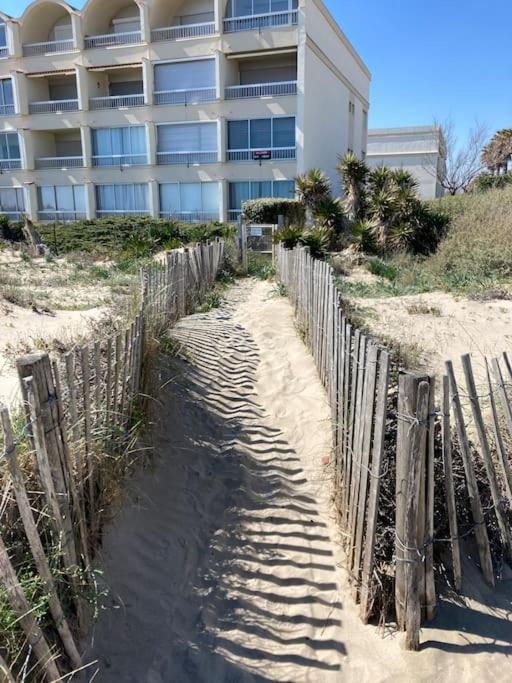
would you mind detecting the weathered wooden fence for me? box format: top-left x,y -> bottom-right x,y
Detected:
0,240 -> 224,681
277,243 -> 512,650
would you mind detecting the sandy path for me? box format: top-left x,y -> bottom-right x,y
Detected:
81,280 -> 512,682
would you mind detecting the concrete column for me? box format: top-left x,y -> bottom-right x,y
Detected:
24,182 -> 38,221
7,21 -> 22,59
11,71 -> 28,116
215,52 -> 224,101
139,3 -> 151,44
142,58 -> 154,106
71,13 -> 84,51
148,179 -> 159,218
84,182 -> 96,219
76,64 -> 89,112
219,179 -> 228,223
217,116 -> 226,163
19,129 -> 34,170
80,125 -> 92,168
145,121 -> 157,166
213,0 -> 223,34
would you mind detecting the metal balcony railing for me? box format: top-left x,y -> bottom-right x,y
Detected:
92,153 -> 147,167
35,156 -> 84,169
225,81 -> 297,99
152,22 -> 215,43
159,211 -> 219,223
96,209 -> 149,217
228,209 -> 242,222
154,87 -> 217,106
89,93 -> 145,110
23,39 -> 75,56
0,159 -> 21,170
0,104 -> 15,116
29,99 -> 79,114
85,30 -> 142,49
38,210 -> 86,222
223,10 -> 298,33
227,147 -> 296,162
0,211 -> 23,220
0,46 -> 9,58
157,151 -> 217,165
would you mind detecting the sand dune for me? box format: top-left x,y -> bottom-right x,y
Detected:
80,280 -> 512,682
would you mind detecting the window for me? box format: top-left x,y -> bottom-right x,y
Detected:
227,117 -> 295,160
0,187 -> 24,217
0,133 -> 21,168
37,185 -> 86,221
228,179 -> 295,218
0,24 -> 7,49
178,12 -> 215,25
96,184 -> 149,215
157,122 -> 217,164
0,79 -> 14,115
154,59 -> 216,104
226,0 -> 298,16
159,182 -> 219,221
92,126 -> 147,166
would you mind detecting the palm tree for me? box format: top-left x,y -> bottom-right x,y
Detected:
368,165 -> 392,195
337,152 -> 369,220
295,168 -> 332,225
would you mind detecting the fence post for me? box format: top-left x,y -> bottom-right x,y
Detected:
395,372 -> 432,651
239,217 -> 248,274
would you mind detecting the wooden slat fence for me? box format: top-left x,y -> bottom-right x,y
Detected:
276,243 -> 512,651
0,240 -> 224,681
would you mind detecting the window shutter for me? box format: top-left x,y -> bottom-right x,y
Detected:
154,59 -> 215,92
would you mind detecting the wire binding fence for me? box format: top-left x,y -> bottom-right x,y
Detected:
0,240 -> 224,681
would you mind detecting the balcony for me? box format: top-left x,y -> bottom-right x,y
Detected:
227,147 -> 295,161
0,103 -> 15,116
157,151 -> 217,165
152,22 -> 215,42
93,153 -> 147,167
154,88 -> 216,106
160,211 -> 219,222
90,93 -> 145,110
226,81 -> 296,99
224,9 -> 298,33
38,210 -> 86,222
29,99 -> 79,114
85,30 -> 142,49
0,46 -> 8,59
0,159 -> 21,170
35,156 -> 84,169
23,39 -> 75,57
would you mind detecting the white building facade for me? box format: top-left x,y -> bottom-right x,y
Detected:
0,0 -> 370,222
367,126 -> 445,200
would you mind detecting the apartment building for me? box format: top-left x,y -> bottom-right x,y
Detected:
367,126 -> 446,200
0,0 -> 370,223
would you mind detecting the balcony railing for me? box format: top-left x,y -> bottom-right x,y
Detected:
228,209 -> 242,222
0,46 -> 9,59
225,81 -> 297,99
23,39 -> 75,56
157,151 -> 217,165
0,104 -> 15,116
224,10 -> 298,33
160,211 -> 219,223
38,210 -> 86,222
97,209 -> 149,217
0,211 -> 23,220
29,99 -> 79,114
35,156 -> 84,169
85,30 -> 142,49
154,87 -> 216,106
92,153 -> 147,167
89,93 -> 145,110
0,159 -> 21,170
152,22 -> 215,43
227,147 -> 296,162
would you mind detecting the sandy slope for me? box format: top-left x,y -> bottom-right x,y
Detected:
80,280 -> 512,682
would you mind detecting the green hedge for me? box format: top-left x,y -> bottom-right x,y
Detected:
242,198 -> 305,225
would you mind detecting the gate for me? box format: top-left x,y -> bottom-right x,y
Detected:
238,221 -> 277,272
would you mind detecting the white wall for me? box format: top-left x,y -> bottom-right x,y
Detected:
367,127 -> 445,200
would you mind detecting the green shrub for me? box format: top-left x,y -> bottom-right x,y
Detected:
242,198 -> 305,225
300,227 -> 329,259
273,225 -> 304,249
368,258 -> 398,281
472,171 -> 512,193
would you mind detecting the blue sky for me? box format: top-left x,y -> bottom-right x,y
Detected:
3,0 -> 510,142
